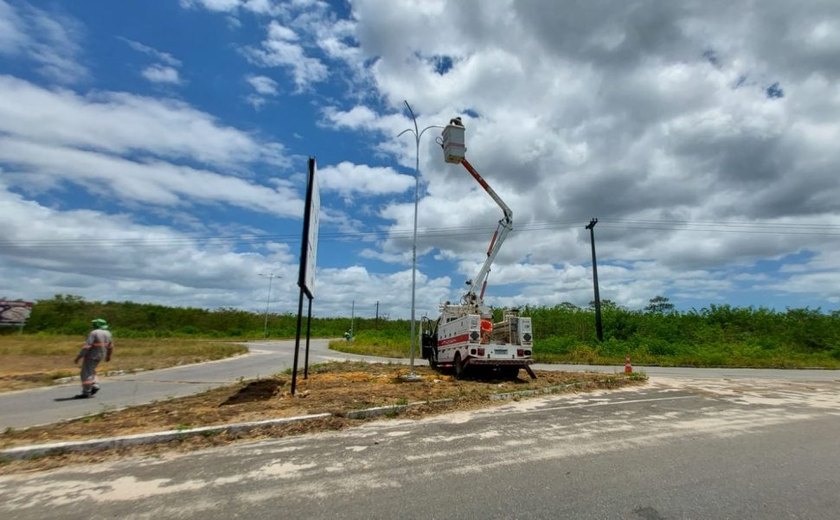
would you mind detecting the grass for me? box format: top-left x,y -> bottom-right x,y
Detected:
329,334 -> 840,369
0,335 -> 248,391
329,338 -> 409,358
532,343 -> 840,369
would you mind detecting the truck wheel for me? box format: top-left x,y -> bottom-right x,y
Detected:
453,353 -> 465,379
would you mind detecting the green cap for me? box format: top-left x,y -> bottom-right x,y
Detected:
92,318 -> 109,329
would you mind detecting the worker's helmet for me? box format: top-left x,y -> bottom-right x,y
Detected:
92,318 -> 109,329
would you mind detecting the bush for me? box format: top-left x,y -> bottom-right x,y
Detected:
17,295 -> 840,369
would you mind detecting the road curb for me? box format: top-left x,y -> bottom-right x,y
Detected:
344,399 -> 454,419
490,381 -> 587,400
0,400 -> 455,461
0,414 -> 330,460
487,377 -> 637,400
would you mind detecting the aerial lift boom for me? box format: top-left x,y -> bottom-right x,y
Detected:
458,158 -> 513,309
421,118 -> 536,379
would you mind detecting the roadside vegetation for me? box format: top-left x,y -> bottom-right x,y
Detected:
5,295 -> 840,374
0,335 -> 246,391
334,298 -> 840,369
530,301 -> 840,368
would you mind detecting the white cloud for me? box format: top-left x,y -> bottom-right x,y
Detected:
0,182 -> 300,308
142,64 -> 182,85
267,21 -> 298,42
247,74 -> 279,95
0,76 -> 287,168
313,265 -> 452,318
5,0 -> 840,315
319,162 -> 414,198
120,38 -> 182,67
244,21 -> 329,90
0,0 -> 88,83
120,38 -> 184,86
0,137 -> 302,217
0,0 -> 26,54
180,0 -> 242,13
155,0 -> 840,312
180,0 -> 279,15
324,105 -> 377,129
318,0 -> 840,311
244,74 -> 280,109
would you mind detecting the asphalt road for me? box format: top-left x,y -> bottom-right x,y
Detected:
2,339 -> 839,430
0,338 -> 393,430
2,376 -> 838,519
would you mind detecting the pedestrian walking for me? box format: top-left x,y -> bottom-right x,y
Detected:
74,318 -> 113,398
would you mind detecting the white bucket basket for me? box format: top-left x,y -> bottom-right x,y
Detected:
441,121 -> 466,163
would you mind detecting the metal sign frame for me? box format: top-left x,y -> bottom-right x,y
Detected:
292,157 -> 320,395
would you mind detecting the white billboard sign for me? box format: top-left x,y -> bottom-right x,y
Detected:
299,157 -> 320,298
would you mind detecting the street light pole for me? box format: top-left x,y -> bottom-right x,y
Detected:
258,272 -> 276,339
398,100 -> 443,379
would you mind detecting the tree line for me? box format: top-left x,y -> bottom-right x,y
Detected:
10,294 -> 840,367
523,297 -> 840,367
15,294 -> 395,339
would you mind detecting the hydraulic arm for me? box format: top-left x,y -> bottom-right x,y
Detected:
424,118 -> 535,380
459,158 -> 513,309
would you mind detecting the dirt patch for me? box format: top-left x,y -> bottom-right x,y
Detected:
221,379 -> 284,405
0,361 -> 645,473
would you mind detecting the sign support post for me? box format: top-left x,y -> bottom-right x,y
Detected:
292,157 -> 320,395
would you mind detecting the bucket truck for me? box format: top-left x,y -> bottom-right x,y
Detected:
420,118 -> 536,379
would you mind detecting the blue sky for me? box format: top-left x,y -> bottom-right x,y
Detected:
1,0 -> 839,319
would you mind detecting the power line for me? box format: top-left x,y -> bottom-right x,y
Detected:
1,217 -> 839,250
600,218 -> 840,236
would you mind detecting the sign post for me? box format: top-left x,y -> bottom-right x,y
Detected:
292,157 -> 320,395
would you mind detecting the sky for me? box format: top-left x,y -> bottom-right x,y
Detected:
1,0 -> 840,320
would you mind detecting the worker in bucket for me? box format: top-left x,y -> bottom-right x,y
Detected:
480,312 -> 493,344
73,318 -> 114,398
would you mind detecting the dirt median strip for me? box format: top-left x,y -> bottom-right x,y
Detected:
0,384 -> 620,460
1,400 -> 460,460
0,413 -> 333,460
0,362 -> 645,469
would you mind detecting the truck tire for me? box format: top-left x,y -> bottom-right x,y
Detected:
453,353 -> 465,379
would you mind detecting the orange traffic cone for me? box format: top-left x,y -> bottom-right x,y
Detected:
624,355 -> 632,374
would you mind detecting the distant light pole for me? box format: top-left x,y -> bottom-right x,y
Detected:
398,100 -> 443,379
350,299 -> 355,339
585,219 -> 604,341
258,272 -> 278,338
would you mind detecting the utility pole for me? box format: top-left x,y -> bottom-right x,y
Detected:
350,300 -> 355,339
375,301 -> 379,324
258,272 -> 277,339
585,218 -> 604,341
